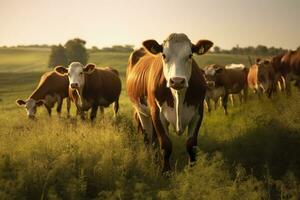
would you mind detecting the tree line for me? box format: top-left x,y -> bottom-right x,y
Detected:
213,45 -> 300,56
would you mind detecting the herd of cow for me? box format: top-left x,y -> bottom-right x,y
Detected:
15,33 -> 300,172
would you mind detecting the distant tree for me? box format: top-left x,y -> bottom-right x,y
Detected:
297,46 -> 300,51
90,46 -> 99,53
48,45 -> 68,68
213,46 -> 221,53
65,38 -> 88,65
256,45 -> 268,55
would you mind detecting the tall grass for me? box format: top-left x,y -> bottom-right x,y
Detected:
0,48 -> 299,199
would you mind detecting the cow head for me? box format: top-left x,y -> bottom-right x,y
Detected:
204,64 -> 225,89
55,62 -> 95,89
256,58 -> 272,92
16,98 -> 45,119
143,33 -> 213,90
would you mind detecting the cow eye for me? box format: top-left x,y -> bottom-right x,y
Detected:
80,72 -> 83,75
162,54 -> 166,59
189,54 -> 193,59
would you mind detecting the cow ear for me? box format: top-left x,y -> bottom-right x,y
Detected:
16,99 -> 26,106
55,66 -> 68,75
192,40 -> 213,55
36,99 -> 46,106
256,58 -> 261,63
142,40 -> 163,55
84,64 -> 96,74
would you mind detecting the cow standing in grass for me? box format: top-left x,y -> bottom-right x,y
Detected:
126,33 -> 213,172
204,64 -> 248,115
16,70 -> 70,119
55,62 -> 121,121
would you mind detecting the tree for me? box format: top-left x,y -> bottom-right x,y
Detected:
213,46 -> 221,53
297,46 -> 300,51
256,45 -> 268,55
48,45 -> 68,68
65,38 -> 88,65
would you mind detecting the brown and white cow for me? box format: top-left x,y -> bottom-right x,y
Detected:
126,33 -> 213,172
55,62 -> 121,121
280,51 -> 300,94
248,58 -> 279,98
16,70 -> 70,119
204,64 -> 248,115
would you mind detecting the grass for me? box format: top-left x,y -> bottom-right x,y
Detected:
0,47 -> 299,200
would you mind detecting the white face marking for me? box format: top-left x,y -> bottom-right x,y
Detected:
162,41 -> 193,88
67,62 -> 85,90
24,99 -> 37,118
204,66 -> 216,76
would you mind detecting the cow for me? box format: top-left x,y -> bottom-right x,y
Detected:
126,33 -> 213,172
16,70 -> 70,119
204,63 -> 247,112
248,58 -> 282,98
280,51 -> 300,94
55,62 -> 121,121
204,64 -> 248,115
270,54 -> 286,91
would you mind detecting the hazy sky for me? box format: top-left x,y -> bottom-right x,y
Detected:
0,0 -> 299,49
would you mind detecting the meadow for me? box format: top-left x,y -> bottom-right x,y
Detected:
0,47 -> 299,200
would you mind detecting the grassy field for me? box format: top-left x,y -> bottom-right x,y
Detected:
0,48 -> 299,200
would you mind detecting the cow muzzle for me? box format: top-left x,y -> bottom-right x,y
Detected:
169,77 -> 187,90
206,81 -> 215,89
70,83 -> 80,89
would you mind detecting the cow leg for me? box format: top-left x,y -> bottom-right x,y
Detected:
44,104 -> 52,116
222,93 -> 229,115
99,106 -> 104,115
229,94 -> 234,107
66,97 -> 71,118
56,95 -> 63,117
238,93 -> 243,104
113,99 -> 119,118
90,103 -> 98,121
243,87 -> 248,102
151,108 -> 172,172
187,105 -> 203,165
205,98 -> 211,113
285,74 -> 292,96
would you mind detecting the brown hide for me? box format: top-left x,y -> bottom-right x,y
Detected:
30,71 -> 69,100
82,68 -> 121,107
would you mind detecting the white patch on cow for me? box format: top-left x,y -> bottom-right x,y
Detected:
25,99 -> 37,117
204,66 -> 216,76
133,103 -> 153,140
67,62 -> 85,88
158,100 -> 197,135
225,64 -> 245,69
162,35 -> 193,88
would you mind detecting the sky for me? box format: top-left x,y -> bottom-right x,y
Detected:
0,0 -> 299,49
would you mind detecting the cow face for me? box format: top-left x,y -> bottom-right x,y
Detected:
256,59 -> 271,92
55,62 -> 95,91
16,98 -> 45,119
204,65 -> 224,89
143,33 -> 213,90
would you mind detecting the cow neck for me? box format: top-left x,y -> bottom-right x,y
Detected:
29,75 -> 51,100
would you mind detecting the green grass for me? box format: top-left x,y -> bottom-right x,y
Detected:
0,47 -> 299,200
